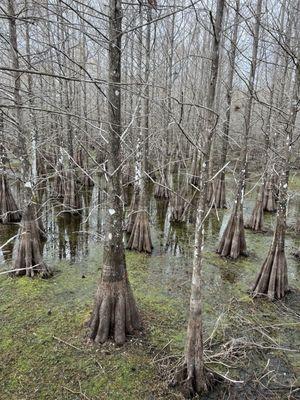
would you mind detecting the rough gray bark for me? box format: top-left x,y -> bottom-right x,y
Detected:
127,9 -> 153,253
211,0 -> 240,209
176,0 -> 225,396
252,62 -> 300,300
8,0 -> 50,277
89,0 -> 139,345
217,0 -> 262,258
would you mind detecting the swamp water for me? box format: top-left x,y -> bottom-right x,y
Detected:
0,174 -> 299,399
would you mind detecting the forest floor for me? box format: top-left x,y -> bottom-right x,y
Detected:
0,173 -> 300,399
0,249 -> 299,399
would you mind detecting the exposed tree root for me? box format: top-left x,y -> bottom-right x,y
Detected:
217,202 -> 247,259
173,363 -> 212,399
252,234 -> 288,300
127,210 -> 152,253
89,276 -> 140,345
0,174 -> 22,223
171,314 -> 217,399
12,204 -> 52,278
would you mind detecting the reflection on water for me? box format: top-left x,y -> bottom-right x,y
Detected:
165,221 -> 192,257
57,212 -> 82,263
155,199 -> 169,254
0,178 -> 299,297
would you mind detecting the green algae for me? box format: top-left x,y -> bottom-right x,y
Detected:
0,256 -> 182,400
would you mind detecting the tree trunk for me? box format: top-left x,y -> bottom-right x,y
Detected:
89,0 -> 139,345
8,0 -> 49,277
211,1 -> 240,209
217,0 -> 262,258
263,175 -> 277,212
252,61 -> 300,300
127,8 -> 153,254
246,181 -> 265,232
176,0 -> 225,396
13,204 -> 51,277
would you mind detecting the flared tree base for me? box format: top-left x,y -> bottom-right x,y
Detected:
246,197 -> 264,232
217,206 -> 247,259
173,363 -> 210,399
0,174 -> 22,223
252,243 -> 288,300
127,211 -> 153,253
170,194 -> 186,223
89,277 -> 140,345
209,178 -> 227,209
12,204 -> 52,278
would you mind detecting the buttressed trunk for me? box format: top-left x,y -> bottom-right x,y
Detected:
8,0 -> 49,277
13,203 -> 51,278
127,173 -> 152,253
217,194 -> 247,258
89,0 -> 139,345
247,180 -> 265,232
217,0 -> 262,258
252,62 -> 300,300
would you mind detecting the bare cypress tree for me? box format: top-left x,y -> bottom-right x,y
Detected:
127,7 -> 153,254
7,0 -> 51,277
248,1 -> 287,231
154,10 -> 176,200
211,0 -> 240,209
252,47 -> 300,299
89,0 -> 139,345
175,0 -> 225,395
217,0 -> 262,259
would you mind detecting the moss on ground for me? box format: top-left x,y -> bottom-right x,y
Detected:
0,252 -> 186,400
1,182 -> 300,400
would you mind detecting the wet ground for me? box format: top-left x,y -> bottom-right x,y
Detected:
0,173 -> 299,399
